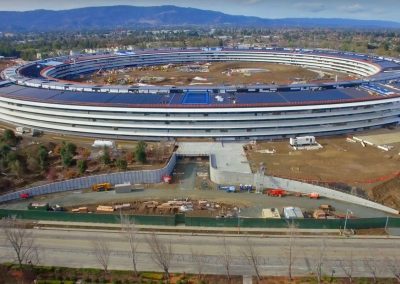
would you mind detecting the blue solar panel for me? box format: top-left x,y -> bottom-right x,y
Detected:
235,92 -> 288,104
0,83 -> 375,106
280,90 -> 351,102
182,92 -> 210,104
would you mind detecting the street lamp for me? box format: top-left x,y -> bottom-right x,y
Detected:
330,269 -> 336,283
343,209 -> 353,232
237,207 -> 241,235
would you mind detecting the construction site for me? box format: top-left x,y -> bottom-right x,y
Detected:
76,61 -> 353,86
245,128 -> 400,211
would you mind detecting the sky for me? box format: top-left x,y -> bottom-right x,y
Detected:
0,0 -> 399,22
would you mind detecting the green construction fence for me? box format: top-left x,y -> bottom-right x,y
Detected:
0,209 -> 399,229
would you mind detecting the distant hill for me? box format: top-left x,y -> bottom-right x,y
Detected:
0,5 -> 400,32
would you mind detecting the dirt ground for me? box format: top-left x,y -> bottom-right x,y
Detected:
0,59 -> 14,72
77,61 -> 352,86
371,176 -> 400,210
246,136 -> 400,186
246,133 -> 400,210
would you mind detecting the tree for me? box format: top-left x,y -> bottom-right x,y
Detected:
9,159 -> 24,177
38,145 -> 48,171
101,146 -> 111,165
77,159 -> 87,175
2,129 -> 17,146
27,156 -> 40,173
60,141 -> 76,167
220,236 -> 233,281
120,213 -> 139,277
241,237 -> 262,281
91,237 -> 111,276
364,257 -> 379,284
146,232 -> 173,280
385,255 -> 400,283
313,238 -> 326,284
191,248 -> 208,281
0,218 -> 39,270
0,144 -> 11,171
135,141 -> 147,164
340,250 -> 354,283
116,158 -> 128,170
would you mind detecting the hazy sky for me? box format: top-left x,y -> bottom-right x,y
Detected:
0,0 -> 399,22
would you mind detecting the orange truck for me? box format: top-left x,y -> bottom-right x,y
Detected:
264,188 -> 286,197
91,183 -> 112,192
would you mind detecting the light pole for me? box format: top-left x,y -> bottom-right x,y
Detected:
237,208 -> 241,235
330,269 -> 336,283
343,209 -> 353,232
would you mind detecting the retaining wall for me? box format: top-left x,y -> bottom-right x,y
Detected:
209,155 -> 399,215
0,154 -> 177,203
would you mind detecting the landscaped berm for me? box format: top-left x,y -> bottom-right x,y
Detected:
0,264 -> 397,284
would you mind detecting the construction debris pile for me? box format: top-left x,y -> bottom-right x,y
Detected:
67,198 -> 232,216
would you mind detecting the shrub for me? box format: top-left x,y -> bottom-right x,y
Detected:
77,159 -> 87,175
115,158 -> 128,170
100,146 -> 111,165
135,141 -> 147,164
140,272 -> 163,280
60,141 -> 77,167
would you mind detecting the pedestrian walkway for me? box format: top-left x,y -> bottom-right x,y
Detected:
176,142 -> 252,173
242,275 -> 253,284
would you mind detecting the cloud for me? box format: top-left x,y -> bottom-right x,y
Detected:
339,3 -> 367,13
293,2 -> 327,13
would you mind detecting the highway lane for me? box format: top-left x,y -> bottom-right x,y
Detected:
0,228 -> 399,278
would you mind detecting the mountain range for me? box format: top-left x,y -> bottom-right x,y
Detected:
0,5 -> 399,32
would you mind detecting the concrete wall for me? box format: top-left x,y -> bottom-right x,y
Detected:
209,157 -> 399,215
0,154 -> 177,203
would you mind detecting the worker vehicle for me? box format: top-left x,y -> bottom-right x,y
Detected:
91,183 -> 112,192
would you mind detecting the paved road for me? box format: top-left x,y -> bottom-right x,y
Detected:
0,228 -> 399,278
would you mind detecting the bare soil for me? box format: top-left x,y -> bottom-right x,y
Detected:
371,176 -> 400,210
246,136 -> 400,186
0,59 -> 14,72
76,61 -> 353,86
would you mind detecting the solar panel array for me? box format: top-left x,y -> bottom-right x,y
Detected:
0,83 -> 380,107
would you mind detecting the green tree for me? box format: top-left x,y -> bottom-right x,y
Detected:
101,146 -> 111,165
9,159 -> 24,177
115,158 -> 128,170
77,159 -> 87,175
60,141 -> 76,167
0,144 -> 11,171
2,129 -> 17,146
135,141 -> 147,164
38,145 -> 48,171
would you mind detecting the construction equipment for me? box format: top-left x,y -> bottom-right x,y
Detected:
91,183 -> 112,192
283,206 -> 304,219
19,193 -> 30,199
264,188 -> 286,197
309,192 -> 320,199
319,204 -> 335,212
28,202 -> 49,211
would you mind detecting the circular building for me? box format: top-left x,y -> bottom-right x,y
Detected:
0,47 -> 400,140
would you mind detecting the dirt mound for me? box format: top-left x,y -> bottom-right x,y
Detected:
371,176 -> 400,210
